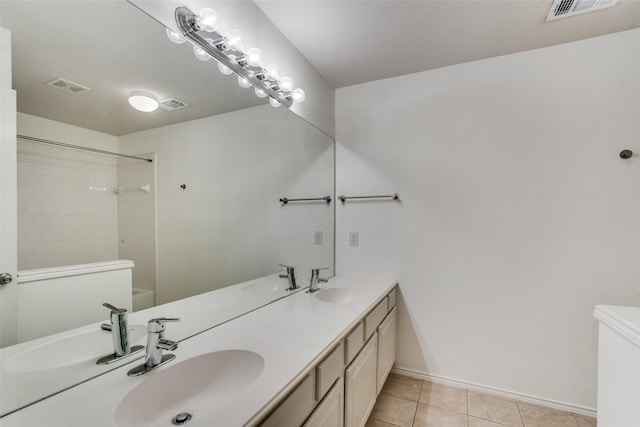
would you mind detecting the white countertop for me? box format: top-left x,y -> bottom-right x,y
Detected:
0,276 -> 397,426
593,304 -> 640,348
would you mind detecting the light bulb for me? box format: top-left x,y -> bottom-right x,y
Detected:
218,63 -> 233,75
193,38 -> 213,61
269,98 -> 281,108
225,29 -> 243,50
196,7 -> 219,32
166,28 -> 186,44
237,76 -> 252,88
292,88 -> 306,103
279,76 -> 294,92
254,87 -> 267,98
265,64 -> 280,80
246,47 -> 263,66
128,91 -> 159,112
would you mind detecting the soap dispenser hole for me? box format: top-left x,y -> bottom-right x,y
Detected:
172,412 -> 192,425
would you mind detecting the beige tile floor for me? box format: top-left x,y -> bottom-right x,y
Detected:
366,374 -> 597,427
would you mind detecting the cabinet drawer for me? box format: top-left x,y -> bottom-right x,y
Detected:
345,322 -> 364,365
316,341 -> 344,400
364,298 -> 388,339
387,288 -> 397,311
260,373 -> 316,427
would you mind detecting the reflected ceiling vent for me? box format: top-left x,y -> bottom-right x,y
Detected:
546,0 -> 618,21
158,98 -> 190,111
45,77 -> 90,94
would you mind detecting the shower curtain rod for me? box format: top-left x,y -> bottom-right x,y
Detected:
17,135 -> 153,163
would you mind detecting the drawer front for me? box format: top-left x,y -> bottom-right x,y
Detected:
364,298 -> 388,339
316,341 -> 344,400
388,287 -> 397,311
260,373 -> 316,427
345,322 -> 364,365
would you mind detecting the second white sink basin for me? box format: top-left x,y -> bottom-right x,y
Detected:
3,325 -> 146,373
315,287 -> 365,303
115,350 -> 264,426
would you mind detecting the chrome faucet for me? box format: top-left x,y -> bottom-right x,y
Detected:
279,264 -> 298,290
127,317 -> 180,376
307,268 -> 329,293
97,303 -> 144,365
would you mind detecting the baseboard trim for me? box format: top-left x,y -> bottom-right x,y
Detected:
390,367 -> 597,418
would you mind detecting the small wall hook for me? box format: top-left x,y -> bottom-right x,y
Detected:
620,150 -> 633,159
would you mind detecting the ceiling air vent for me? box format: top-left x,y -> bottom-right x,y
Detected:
45,77 -> 90,94
546,0 -> 618,21
159,98 -> 190,111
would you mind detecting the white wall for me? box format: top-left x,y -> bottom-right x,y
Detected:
16,114 -> 119,269
119,105 -> 334,304
336,29 -> 640,411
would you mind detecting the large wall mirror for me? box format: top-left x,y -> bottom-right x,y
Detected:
0,0 -> 334,416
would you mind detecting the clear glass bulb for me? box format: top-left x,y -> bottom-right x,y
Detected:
292,88 -> 306,103
269,97 -> 281,108
166,28 -> 186,44
218,63 -> 233,75
254,87 -> 267,98
265,64 -> 280,80
246,48 -> 263,67
193,38 -> 213,61
279,76 -> 294,92
237,76 -> 252,88
225,29 -> 243,50
196,7 -> 219,32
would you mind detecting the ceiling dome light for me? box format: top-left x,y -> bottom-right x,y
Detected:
291,88 -> 306,103
225,29 -> 243,50
279,76 -> 294,92
128,91 -> 158,112
166,28 -> 186,44
196,7 -> 219,32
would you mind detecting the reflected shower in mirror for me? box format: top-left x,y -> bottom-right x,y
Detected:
0,0 -> 334,417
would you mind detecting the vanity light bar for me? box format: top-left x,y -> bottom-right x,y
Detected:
174,6 -> 300,108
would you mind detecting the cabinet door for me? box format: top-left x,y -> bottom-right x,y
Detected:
376,307 -> 397,394
345,333 -> 378,427
304,378 -> 344,427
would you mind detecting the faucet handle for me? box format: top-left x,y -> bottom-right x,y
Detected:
279,264 -> 294,271
311,267 -> 330,275
103,302 -> 127,314
148,317 -> 180,332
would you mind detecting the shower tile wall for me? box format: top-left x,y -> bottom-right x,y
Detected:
17,141 -> 119,269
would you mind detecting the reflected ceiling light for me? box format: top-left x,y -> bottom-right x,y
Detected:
128,91 -> 159,112
169,6 -> 305,108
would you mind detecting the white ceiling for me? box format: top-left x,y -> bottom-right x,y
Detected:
255,0 -> 640,88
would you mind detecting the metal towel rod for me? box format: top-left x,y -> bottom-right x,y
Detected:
280,196 -> 332,204
338,193 -> 399,203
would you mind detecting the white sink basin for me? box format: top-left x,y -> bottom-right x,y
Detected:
115,350 -> 264,426
315,287 -> 365,303
242,279 -> 289,294
3,325 -> 146,373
